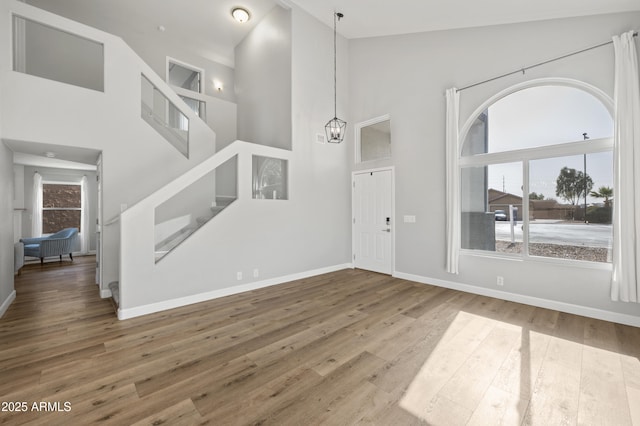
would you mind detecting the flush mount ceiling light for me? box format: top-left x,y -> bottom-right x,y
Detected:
232,7 -> 250,23
325,12 -> 346,144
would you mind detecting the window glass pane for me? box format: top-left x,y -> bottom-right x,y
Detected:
179,95 -> 206,121
42,184 -> 81,233
168,62 -> 201,93
461,112 -> 488,156
360,120 -> 391,162
13,17 -> 104,92
462,86 -> 613,156
462,162 -> 523,253
529,153 -> 612,262
43,210 -> 81,234
43,184 -> 80,208
252,156 -> 288,200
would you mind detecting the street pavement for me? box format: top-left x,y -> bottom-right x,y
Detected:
495,221 -> 612,248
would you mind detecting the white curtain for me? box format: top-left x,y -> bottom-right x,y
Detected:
31,172 -> 43,237
80,175 -> 90,254
611,31 -> 640,303
445,88 -> 461,274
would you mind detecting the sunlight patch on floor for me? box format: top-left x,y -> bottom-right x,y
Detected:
399,311 -> 540,425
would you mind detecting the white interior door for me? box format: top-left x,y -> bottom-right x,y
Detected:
353,169 -> 393,274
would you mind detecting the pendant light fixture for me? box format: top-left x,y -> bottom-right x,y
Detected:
325,12 -> 346,143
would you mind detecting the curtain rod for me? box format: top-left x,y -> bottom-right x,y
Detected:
457,31 -> 638,93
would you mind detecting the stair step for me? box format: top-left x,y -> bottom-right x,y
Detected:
108,281 -> 120,307
154,198 -> 237,262
215,196 -> 236,207
155,226 -> 196,253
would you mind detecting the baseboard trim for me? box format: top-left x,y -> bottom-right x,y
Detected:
393,271 -> 640,328
0,290 -> 16,319
118,263 -> 352,320
100,289 -> 112,298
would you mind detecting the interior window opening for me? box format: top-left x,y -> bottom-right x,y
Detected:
167,59 -> 203,94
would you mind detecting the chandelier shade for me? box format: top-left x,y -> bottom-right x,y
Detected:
325,116 -> 346,143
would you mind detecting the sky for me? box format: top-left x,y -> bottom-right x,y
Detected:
482,85 -> 613,204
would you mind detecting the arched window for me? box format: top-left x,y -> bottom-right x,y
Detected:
460,83 -> 613,263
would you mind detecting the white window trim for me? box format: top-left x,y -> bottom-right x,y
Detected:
459,78 -> 614,145
460,137 -> 613,168
458,78 -> 615,267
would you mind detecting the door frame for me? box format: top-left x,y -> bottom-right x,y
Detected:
96,153 -> 103,290
351,166 -> 396,274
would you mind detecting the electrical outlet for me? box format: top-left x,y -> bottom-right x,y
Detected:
237,272 -> 242,281
253,269 -> 259,278
497,276 -> 504,286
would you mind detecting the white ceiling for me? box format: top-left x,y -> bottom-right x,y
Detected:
26,0 -> 281,67
290,0 -> 640,39
26,0 -> 640,68
5,140 -> 100,169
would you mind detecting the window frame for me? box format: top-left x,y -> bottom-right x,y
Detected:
166,57 -> 205,94
41,181 -> 83,235
458,78 -> 614,269
355,114 -> 392,164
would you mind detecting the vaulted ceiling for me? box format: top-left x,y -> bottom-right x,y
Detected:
26,0 -> 640,68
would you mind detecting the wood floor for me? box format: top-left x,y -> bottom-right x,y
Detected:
1,256 -> 640,425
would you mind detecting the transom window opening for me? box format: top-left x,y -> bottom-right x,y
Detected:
460,84 -> 613,264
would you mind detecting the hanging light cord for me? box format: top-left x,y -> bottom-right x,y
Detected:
333,12 -> 343,118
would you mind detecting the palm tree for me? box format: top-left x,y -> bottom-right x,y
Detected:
590,186 -> 613,207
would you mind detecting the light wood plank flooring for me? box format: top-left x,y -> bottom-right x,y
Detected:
1,255 -> 639,425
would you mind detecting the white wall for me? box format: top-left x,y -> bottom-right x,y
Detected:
13,164 -> 24,209
0,142 -> 14,317
349,12 -> 640,322
0,0 -> 15,318
21,166 -> 98,251
0,2 -> 218,288
235,6 -> 292,150
24,0 -> 237,103
116,5 -> 352,317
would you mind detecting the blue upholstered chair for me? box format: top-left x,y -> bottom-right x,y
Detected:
21,228 -> 79,265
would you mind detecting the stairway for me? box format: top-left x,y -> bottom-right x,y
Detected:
154,196 -> 236,261
108,281 -> 119,310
